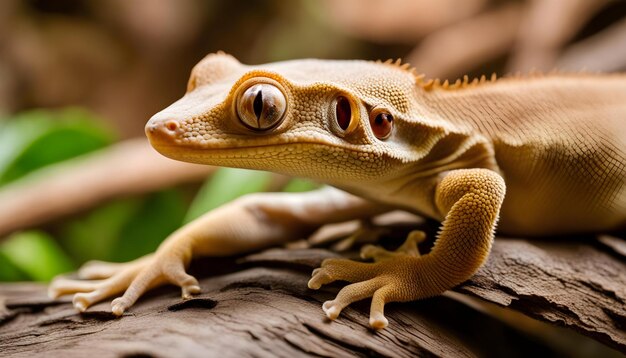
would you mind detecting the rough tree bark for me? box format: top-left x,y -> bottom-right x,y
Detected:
1,221 -> 625,357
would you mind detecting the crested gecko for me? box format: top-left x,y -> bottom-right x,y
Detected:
50,52 -> 626,329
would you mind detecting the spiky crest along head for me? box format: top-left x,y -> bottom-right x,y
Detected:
373,57 -> 499,92
146,53 -> 444,186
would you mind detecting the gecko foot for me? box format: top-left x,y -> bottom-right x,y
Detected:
308,254 -> 428,329
49,251 -> 200,315
360,230 -> 426,261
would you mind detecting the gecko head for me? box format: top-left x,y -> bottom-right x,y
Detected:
146,52 -> 436,186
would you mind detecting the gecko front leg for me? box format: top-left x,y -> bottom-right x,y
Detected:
309,169 -> 506,329
50,187 -> 389,315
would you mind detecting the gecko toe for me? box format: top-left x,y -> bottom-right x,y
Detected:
359,244 -> 388,260
48,277 -> 98,298
78,260 -> 125,280
360,231 -> 426,262
162,262 -> 200,299
309,258 -> 378,290
73,297 -> 88,312
73,293 -> 92,312
369,312 -> 388,330
369,285 -> 396,330
322,278 -> 385,320
110,297 -> 127,316
308,270 -> 331,290
322,300 -> 342,320
182,285 -> 201,299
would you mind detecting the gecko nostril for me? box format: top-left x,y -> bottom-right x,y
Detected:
165,120 -> 179,132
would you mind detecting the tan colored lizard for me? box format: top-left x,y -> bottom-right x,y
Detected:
50,52 -> 626,329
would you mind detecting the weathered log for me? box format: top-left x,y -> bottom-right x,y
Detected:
1,230 -> 625,357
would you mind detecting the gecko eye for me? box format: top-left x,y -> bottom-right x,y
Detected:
331,95 -> 358,136
369,109 -> 394,140
336,96 -> 351,130
237,83 -> 286,131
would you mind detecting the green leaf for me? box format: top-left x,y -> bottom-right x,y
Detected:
185,168 -> 274,223
60,199 -> 143,263
112,190 -> 187,262
1,231 -> 75,281
60,190 -> 187,263
0,251 -> 29,281
0,108 -> 115,185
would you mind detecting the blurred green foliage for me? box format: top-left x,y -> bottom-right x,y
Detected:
58,190 -> 188,263
0,108 -> 114,185
1,232 -> 74,281
0,108 -> 317,282
185,168 -> 275,223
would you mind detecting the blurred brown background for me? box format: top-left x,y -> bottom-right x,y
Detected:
2,0 -> 625,138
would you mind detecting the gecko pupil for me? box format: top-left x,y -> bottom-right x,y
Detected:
371,112 -> 393,139
376,113 -> 393,124
336,96 -> 351,130
253,91 -> 263,119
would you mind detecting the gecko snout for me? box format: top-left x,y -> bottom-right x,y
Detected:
145,116 -> 181,142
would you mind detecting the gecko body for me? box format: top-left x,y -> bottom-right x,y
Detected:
51,53 -> 625,329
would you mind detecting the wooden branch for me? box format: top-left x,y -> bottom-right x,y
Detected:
0,138 -> 214,239
1,268 -> 483,357
458,237 -> 626,352
1,227 -> 624,356
245,234 -> 626,353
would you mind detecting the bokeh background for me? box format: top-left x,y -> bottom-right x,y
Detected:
0,0 -> 625,282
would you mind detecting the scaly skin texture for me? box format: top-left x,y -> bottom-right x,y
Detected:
50,53 -> 626,329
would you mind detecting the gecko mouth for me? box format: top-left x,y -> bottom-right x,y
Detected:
146,121 -> 320,154
146,117 -> 355,156
146,131 -> 381,170
147,141 -> 337,180
148,140 -> 391,185
149,140 -> 322,162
